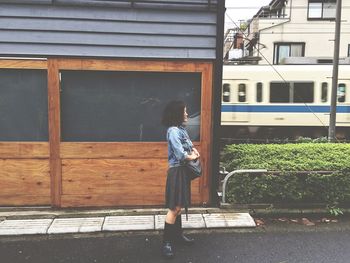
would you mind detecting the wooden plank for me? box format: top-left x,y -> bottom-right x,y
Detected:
61,192 -> 202,207
61,159 -> 168,195
56,59 -> 211,72
0,159 -> 50,205
60,142 -> 200,159
61,185 -> 201,207
60,158 -> 200,207
0,142 -> 49,158
0,59 -> 47,69
199,63 -> 213,205
0,195 -> 51,206
48,59 -> 61,207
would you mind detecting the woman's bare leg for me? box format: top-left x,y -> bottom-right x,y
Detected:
165,206 -> 181,224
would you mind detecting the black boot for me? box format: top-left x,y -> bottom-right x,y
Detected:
162,222 -> 175,259
174,215 -> 194,245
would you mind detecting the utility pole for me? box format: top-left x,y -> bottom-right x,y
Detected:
328,0 -> 342,142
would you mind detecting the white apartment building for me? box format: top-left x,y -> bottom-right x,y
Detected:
244,0 -> 350,64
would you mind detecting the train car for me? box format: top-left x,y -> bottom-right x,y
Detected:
221,64 -> 350,140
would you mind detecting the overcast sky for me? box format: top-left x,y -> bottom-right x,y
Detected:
225,0 -> 272,29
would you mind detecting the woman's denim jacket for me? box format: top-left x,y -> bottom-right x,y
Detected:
167,126 -> 193,167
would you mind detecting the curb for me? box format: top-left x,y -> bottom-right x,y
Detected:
220,203 -> 350,217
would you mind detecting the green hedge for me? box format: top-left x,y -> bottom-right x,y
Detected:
222,143 -> 350,172
221,143 -> 350,207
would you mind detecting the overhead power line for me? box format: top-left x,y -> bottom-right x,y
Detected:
225,12 -> 340,141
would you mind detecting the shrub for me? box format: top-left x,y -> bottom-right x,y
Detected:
222,143 -> 350,210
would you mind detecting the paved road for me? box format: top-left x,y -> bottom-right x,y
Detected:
1,220 -> 350,263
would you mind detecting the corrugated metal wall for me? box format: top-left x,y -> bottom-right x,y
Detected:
0,0 -> 218,59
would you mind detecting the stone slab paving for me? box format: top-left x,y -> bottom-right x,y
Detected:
203,213 -> 256,228
0,219 -> 53,235
48,217 -> 104,234
202,213 -> 227,228
103,215 -> 154,231
224,213 -> 256,227
0,213 -> 255,236
155,214 -> 206,230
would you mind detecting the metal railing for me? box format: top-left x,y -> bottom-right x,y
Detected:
221,169 -> 267,203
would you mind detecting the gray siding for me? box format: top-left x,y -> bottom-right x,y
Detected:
0,1 -> 218,59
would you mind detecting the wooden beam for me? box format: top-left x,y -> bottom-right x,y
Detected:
56,58 -> 211,72
60,142 -> 200,159
199,63 -> 213,205
48,59 -> 61,207
0,59 -> 47,69
0,142 -> 49,158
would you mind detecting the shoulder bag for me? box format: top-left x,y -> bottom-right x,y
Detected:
186,158 -> 202,180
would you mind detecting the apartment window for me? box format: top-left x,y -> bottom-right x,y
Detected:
274,43 -> 305,64
270,82 -> 314,103
348,44 -> 350,57
308,0 -> 336,20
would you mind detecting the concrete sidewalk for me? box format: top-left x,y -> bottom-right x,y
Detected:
0,207 -> 256,236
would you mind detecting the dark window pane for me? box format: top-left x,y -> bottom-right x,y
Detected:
338,83 -> 346,103
60,70 -> 201,142
293,82 -> 314,103
0,69 -> 48,141
222,83 -> 231,102
238,83 -> 246,102
321,82 -> 328,102
256,82 -> 263,102
270,82 -> 290,103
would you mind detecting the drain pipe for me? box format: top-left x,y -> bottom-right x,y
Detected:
221,169 -> 267,203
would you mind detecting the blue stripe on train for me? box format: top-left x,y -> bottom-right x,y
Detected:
221,105 -> 350,113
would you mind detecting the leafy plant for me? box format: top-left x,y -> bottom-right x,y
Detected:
222,143 -> 350,212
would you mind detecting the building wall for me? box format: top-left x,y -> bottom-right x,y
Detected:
251,0 -> 350,64
0,0 -> 218,59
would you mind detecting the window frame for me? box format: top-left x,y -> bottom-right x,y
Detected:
273,42 -> 305,65
338,83 -> 346,103
269,81 -> 314,103
222,83 -> 231,102
256,82 -> 263,103
238,83 -> 247,103
307,0 -> 336,20
321,82 -> 328,103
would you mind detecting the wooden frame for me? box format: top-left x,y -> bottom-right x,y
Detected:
0,58 -> 213,208
0,59 -> 50,206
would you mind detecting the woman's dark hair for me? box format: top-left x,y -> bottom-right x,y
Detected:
161,100 -> 186,127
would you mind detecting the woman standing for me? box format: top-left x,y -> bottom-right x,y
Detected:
161,100 -> 200,259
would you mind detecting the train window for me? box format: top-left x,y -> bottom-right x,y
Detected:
293,82 -> 314,103
270,82 -> 290,103
338,84 -> 346,103
238,83 -> 246,102
256,82 -> 263,102
222,83 -> 231,102
321,82 -> 328,102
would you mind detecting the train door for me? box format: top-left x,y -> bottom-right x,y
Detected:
340,81 -> 350,122
221,80 -> 250,123
232,82 -> 249,122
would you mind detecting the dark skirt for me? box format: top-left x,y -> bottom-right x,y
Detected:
165,166 -> 191,211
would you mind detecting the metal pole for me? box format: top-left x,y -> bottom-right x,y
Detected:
328,0 -> 342,142
221,169 -> 267,203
